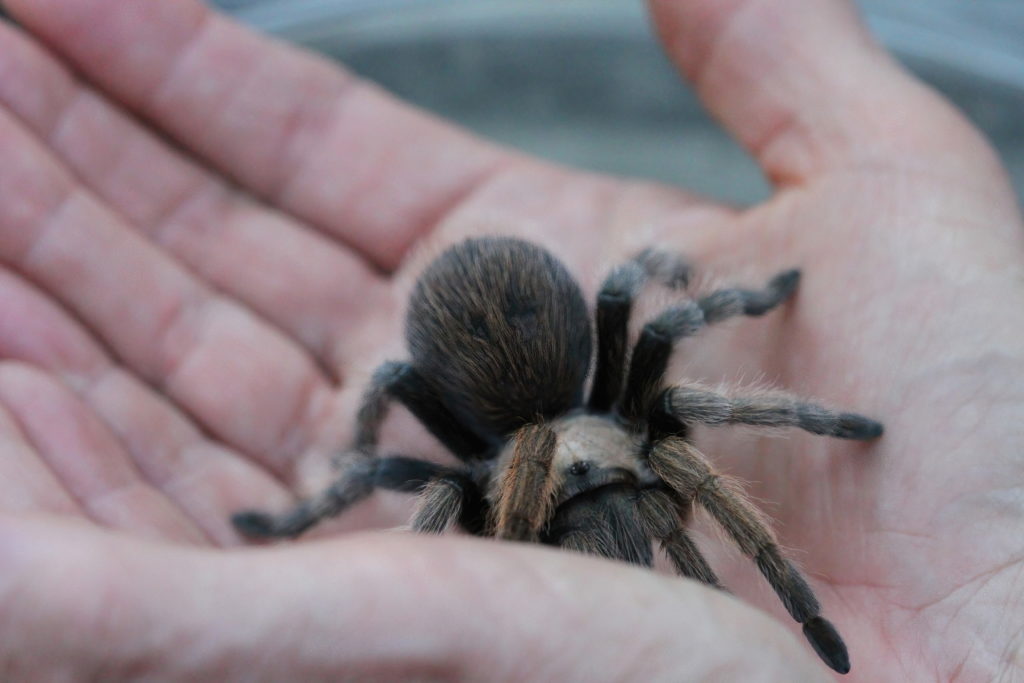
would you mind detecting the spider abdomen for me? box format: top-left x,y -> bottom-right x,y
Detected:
406,237 -> 592,441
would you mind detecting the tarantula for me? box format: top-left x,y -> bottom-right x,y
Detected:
233,236 -> 882,674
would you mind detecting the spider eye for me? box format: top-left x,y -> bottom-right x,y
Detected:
569,461 -> 592,476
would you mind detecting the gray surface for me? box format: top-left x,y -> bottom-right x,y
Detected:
213,0 -> 1024,206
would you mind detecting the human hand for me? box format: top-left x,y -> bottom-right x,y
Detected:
0,0 -> 1021,679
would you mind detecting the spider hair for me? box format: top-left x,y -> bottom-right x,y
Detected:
232,237 -> 881,674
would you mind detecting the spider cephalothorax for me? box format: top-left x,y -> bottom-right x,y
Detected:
233,236 -> 882,674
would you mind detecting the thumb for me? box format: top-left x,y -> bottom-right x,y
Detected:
648,0 -> 1001,186
0,518 -> 829,681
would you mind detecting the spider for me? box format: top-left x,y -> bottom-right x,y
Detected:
232,236 -> 882,674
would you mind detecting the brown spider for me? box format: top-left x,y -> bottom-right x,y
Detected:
233,236 -> 882,674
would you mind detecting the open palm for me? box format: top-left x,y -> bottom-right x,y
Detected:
0,0 -> 1021,679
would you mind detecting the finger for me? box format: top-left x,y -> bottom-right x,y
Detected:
0,520 -> 830,681
0,401 -> 82,516
5,0 -> 512,270
0,20 -> 389,371
0,363 -> 209,542
648,0 -> 1004,185
0,269 -> 297,543
0,108 -> 337,476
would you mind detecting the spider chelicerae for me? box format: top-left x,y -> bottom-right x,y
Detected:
233,236 -> 882,674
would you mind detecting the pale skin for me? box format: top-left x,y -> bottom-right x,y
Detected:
0,0 -> 1021,679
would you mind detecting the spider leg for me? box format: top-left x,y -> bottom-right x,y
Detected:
545,485 -> 654,566
232,360 -> 488,539
698,269 -> 801,321
355,361 -> 490,459
589,251 -> 694,412
589,261 -> 645,412
411,472 -> 487,535
656,384 -> 883,440
232,455 -> 462,539
633,248 -> 693,290
556,528 -> 615,558
620,269 -> 801,421
491,424 -> 559,542
648,436 -> 851,675
636,488 -> 722,588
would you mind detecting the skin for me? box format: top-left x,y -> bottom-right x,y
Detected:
0,0 -> 1021,679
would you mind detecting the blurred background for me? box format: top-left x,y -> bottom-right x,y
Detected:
211,0 -> 1024,206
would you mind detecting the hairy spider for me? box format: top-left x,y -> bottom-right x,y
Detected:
233,236 -> 882,674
